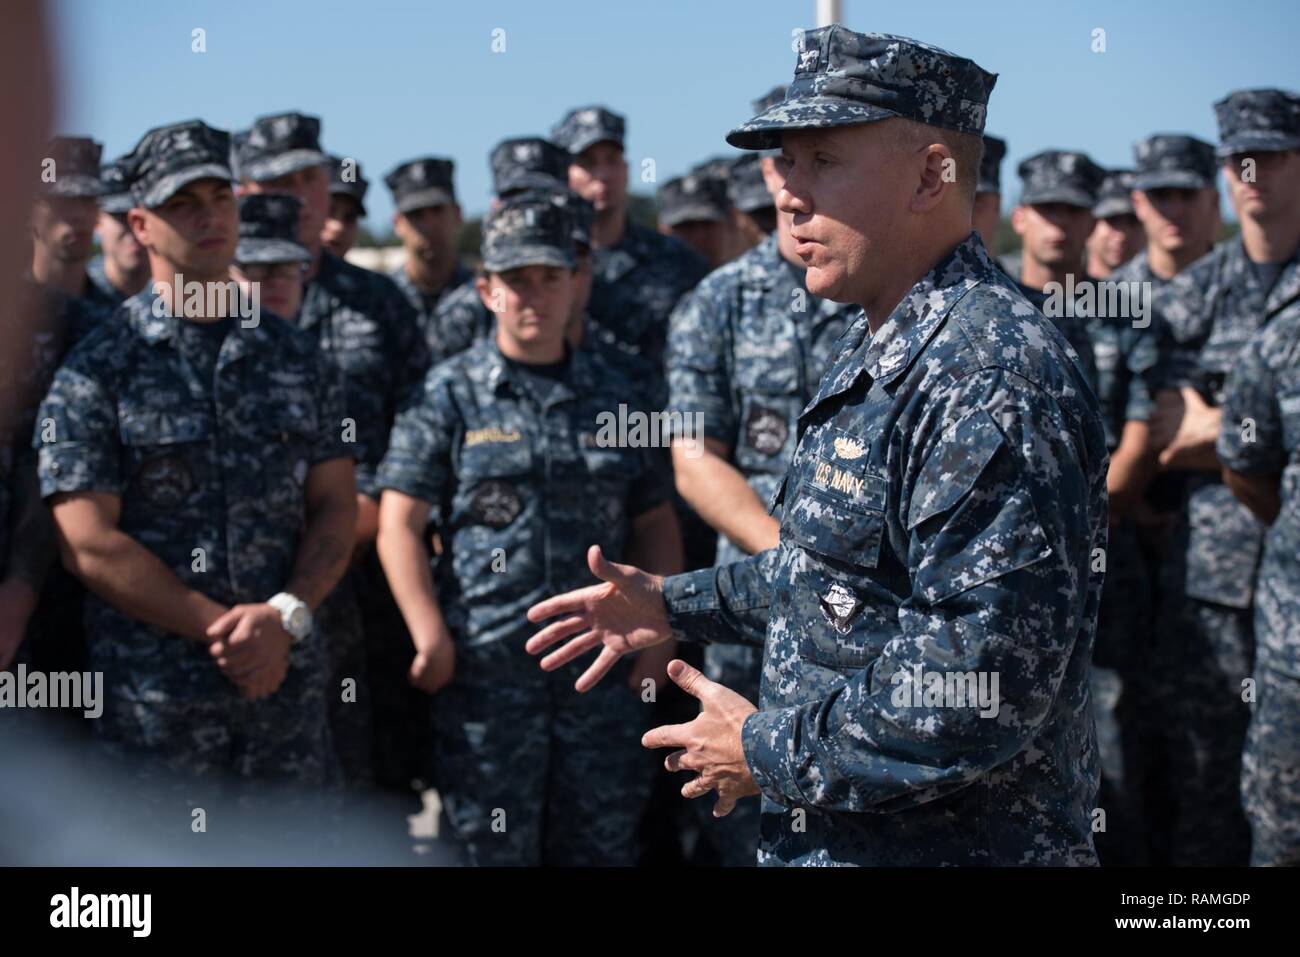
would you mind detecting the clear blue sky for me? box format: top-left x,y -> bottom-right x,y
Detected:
51,0 -> 1300,230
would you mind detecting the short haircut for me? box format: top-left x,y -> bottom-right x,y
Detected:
880,117 -> 983,204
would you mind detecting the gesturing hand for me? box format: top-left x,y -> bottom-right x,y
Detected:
526,544 -> 673,692
644,659 -> 760,817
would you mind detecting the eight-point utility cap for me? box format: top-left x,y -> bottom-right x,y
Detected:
1017,149 -> 1104,208
385,157 -> 456,214
727,154 -> 772,213
482,191 -> 577,273
978,134 -> 1006,195
235,193 -> 312,265
1093,169 -> 1137,219
658,173 -> 730,226
40,136 -> 105,198
491,137 -> 570,197
99,156 -> 135,213
126,120 -> 232,209
726,26 -> 997,150
1133,134 -> 1217,191
235,112 -> 327,183
1214,88 -> 1300,158
328,155 -> 369,216
551,106 -> 625,155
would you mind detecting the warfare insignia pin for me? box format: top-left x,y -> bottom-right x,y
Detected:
833,436 -> 866,461
819,583 -> 862,635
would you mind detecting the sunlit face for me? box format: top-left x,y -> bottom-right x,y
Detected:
32,195 -> 98,262
568,141 -> 628,215
1224,149 -> 1300,224
230,259 -> 306,318
479,264 -> 574,353
129,178 -> 237,282
774,124 -> 911,304
1012,202 -> 1095,272
321,194 -> 362,258
1134,186 -> 1220,256
1086,212 -> 1143,272
394,202 -> 462,266
243,164 -> 329,251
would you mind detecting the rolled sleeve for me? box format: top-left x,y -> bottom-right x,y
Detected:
376,375 -> 454,522
34,363 -> 122,500
1218,331 -> 1284,475
665,291 -> 736,445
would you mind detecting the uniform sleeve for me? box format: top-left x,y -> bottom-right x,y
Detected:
376,373 -> 456,524
34,354 -> 123,500
662,547 -> 778,648
1218,330 -> 1285,475
742,370 -> 1103,813
1123,324 -> 1159,424
665,287 -> 737,445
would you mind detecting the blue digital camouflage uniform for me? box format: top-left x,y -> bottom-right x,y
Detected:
1218,311 -> 1300,865
389,261 -> 475,357
35,289 -> 349,801
1147,88 -> 1300,865
664,233 -> 1109,866
654,28 -> 1108,865
665,234 -> 857,864
378,335 -> 668,866
1013,149 -> 1104,393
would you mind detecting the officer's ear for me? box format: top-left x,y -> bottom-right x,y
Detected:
127,207 -> 150,248
451,203 -> 463,228
475,273 -> 496,313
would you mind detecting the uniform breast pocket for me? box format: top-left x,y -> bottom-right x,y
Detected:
781,432 -> 891,669
119,408 -> 213,511
457,441 -> 533,531
259,404 -> 321,505
581,444 -> 644,531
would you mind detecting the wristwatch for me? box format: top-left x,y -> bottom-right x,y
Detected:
268,592 -> 313,644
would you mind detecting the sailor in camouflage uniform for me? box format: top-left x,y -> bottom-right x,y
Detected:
1074,166 -> 1160,865
16,136 -> 118,689
1147,88 -> 1300,865
321,153 -> 370,259
384,157 -> 474,350
1085,170 -> 1143,280
657,170 -> 735,270
529,26 -> 1109,867
552,105 -> 709,372
238,113 -> 428,796
430,137 -> 571,365
88,156 -> 150,306
1010,150 -> 1103,391
34,121 -> 357,823
665,138 -> 858,864
376,192 -> 680,865
1219,303 -> 1300,866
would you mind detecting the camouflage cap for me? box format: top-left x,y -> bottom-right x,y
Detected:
726,27 -> 996,150
328,154 -> 369,216
1213,88 -> 1300,157
99,156 -> 135,214
548,189 -> 594,249
491,137 -> 569,197
385,157 -> 456,214
235,112 -> 327,183
727,153 -> 772,213
482,191 -> 576,273
235,193 -> 312,265
978,134 -> 1006,194
39,136 -> 105,198
1092,169 -> 1137,219
657,172 -> 730,227
551,106 -> 625,155
691,155 -> 737,182
126,120 -> 233,209
1133,134 -> 1217,191
1017,150 -> 1104,208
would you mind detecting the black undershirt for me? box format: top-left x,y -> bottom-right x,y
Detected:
504,351 -> 571,406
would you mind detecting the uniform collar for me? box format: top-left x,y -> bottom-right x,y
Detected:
483,335 -> 592,402
862,232 -> 994,387
124,286 -> 274,359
